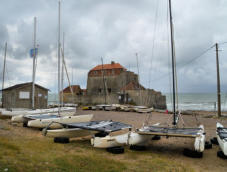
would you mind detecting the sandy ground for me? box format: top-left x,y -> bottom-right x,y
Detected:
1,109 -> 227,171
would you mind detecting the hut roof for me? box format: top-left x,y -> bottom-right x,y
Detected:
1,82 -> 49,91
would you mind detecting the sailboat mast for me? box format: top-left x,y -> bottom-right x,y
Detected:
101,57 -> 106,104
32,17 -> 37,110
61,32 -> 65,106
1,42 -> 7,108
136,53 -> 142,105
58,0 -> 61,113
168,0 -> 176,125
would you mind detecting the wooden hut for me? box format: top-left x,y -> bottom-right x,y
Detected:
1,82 -> 49,109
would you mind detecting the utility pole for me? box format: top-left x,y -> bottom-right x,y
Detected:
216,43 -> 221,117
101,57 -> 106,104
32,17 -> 37,110
2,42 -> 7,108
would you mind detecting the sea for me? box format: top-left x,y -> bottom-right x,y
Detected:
1,92 -> 227,111
165,93 -> 227,112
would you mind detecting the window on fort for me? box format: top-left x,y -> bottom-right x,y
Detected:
108,88 -> 111,93
98,88 -> 102,93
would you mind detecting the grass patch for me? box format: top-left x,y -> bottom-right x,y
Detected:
0,138 -> 20,152
0,132 -> 195,172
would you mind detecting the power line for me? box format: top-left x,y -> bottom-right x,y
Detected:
150,44 -> 216,82
178,44 -> 215,67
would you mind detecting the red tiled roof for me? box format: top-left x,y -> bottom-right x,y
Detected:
90,63 -> 125,71
121,81 -> 145,91
62,85 -> 81,93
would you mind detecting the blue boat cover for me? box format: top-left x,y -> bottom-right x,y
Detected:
217,127 -> 227,139
62,121 -> 131,133
138,126 -> 202,137
25,114 -> 59,120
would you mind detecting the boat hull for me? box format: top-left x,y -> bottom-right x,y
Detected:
28,114 -> 93,129
91,132 -> 152,148
216,122 -> 227,156
45,128 -> 97,138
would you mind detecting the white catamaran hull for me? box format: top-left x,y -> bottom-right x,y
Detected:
2,107 -> 76,117
27,114 -> 93,129
44,128 -> 98,138
91,132 -> 152,148
216,122 -> 227,156
11,111 -> 76,123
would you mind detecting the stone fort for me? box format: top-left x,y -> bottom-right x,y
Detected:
62,61 -> 166,109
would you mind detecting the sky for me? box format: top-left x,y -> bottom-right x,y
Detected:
0,0 -> 227,94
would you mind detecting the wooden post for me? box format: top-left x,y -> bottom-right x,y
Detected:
216,43 -> 221,117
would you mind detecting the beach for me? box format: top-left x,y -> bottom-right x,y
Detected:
1,109 -> 227,171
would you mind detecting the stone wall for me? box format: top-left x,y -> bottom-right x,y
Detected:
63,90 -> 166,109
87,71 -> 138,95
125,90 -> 166,109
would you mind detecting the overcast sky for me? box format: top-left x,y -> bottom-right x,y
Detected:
0,0 -> 227,94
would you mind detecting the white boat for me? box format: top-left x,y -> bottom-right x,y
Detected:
43,121 -> 131,141
91,131 -> 152,148
45,128 -> 98,138
216,122 -> 227,156
28,114 -> 93,129
2,107 -> 76,117
91,125 -> 205,152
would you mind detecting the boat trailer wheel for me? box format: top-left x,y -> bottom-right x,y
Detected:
205,141 -> 212,149
106,146 -> 124,154
183,148 -> 203,158
152,135 -> 161,140
217,151 -> 227,159
130,145 -> 147,151
23,122 -> 28,127
54,137 -> 70,144
210,137 -> 219,145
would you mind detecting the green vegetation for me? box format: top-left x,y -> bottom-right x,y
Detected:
0,134 -> 194,172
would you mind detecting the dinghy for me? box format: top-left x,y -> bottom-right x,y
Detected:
43,120 -> 131,141
11,110 -> 76,123
216,122 -> 227,156
27,114 -> 93,129
2,107 -> 76,117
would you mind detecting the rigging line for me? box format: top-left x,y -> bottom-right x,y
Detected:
148,0 -> 160,88
178,44 -> 215,67
149,44 -> 215,83
219,41 -> 227,45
